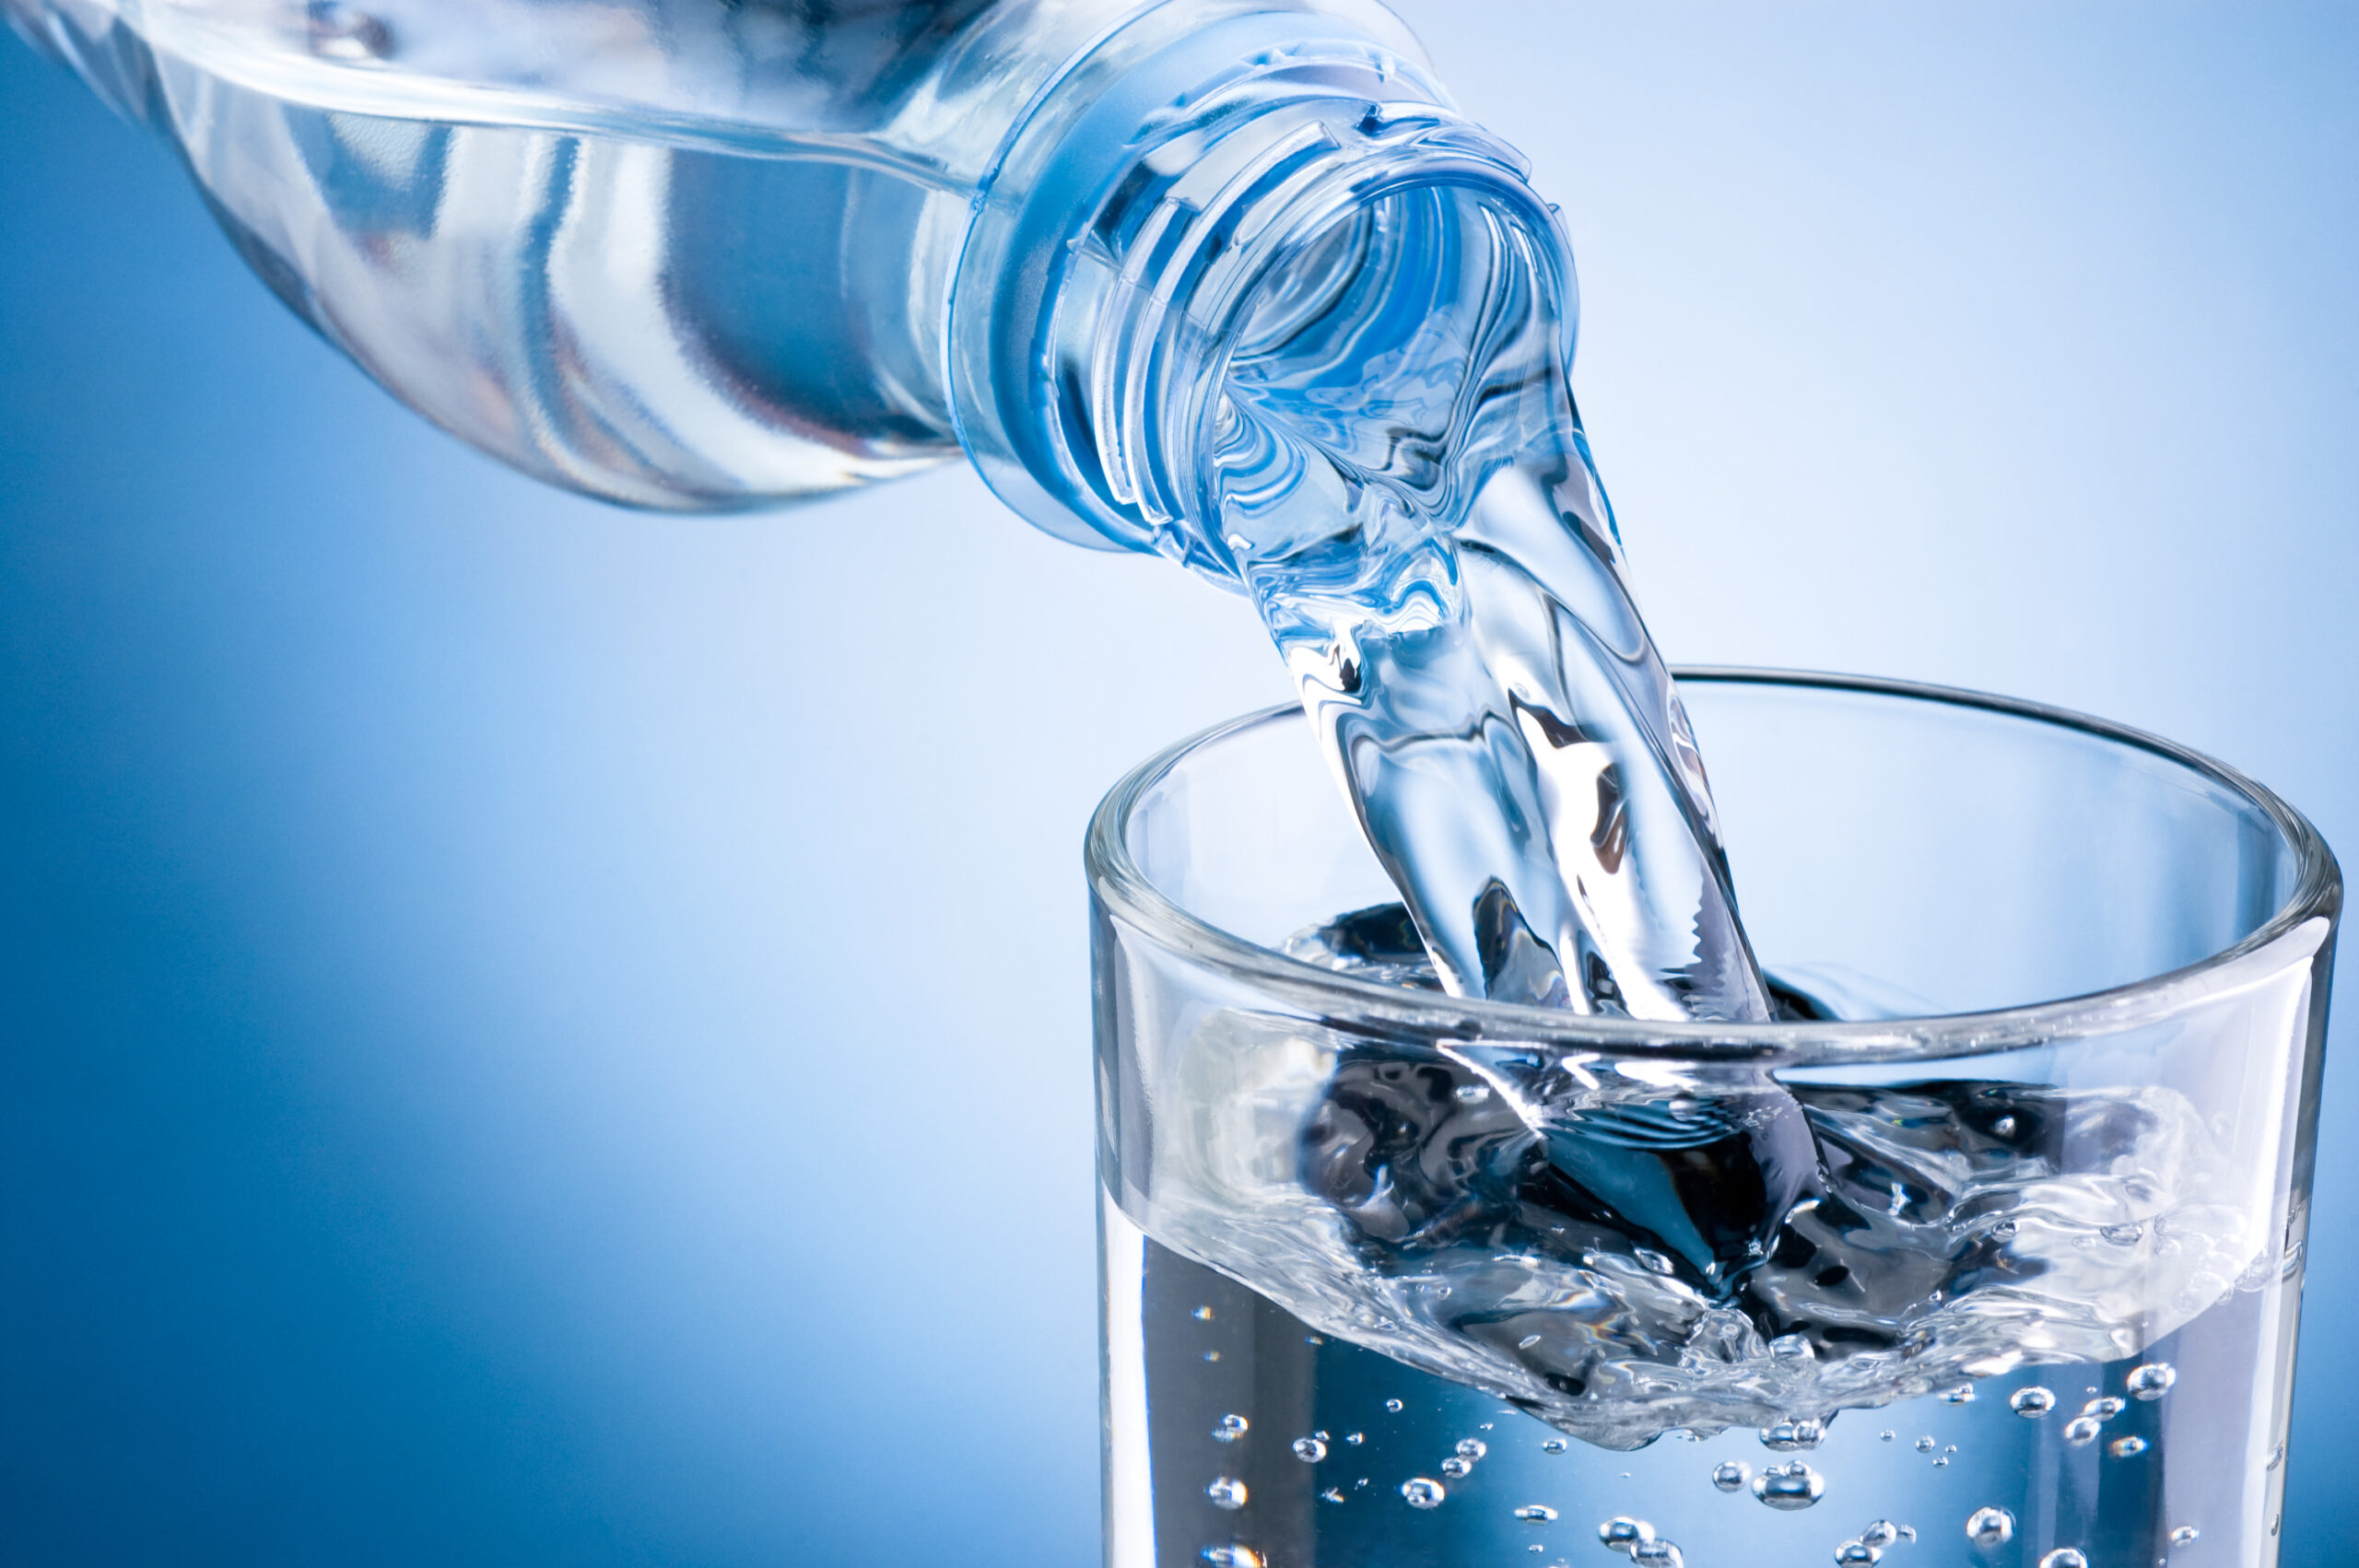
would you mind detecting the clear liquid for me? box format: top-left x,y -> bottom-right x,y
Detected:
74,4 -> 1767,1020
1109,1187 -> 2296,1568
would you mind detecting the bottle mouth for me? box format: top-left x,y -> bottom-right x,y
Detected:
945,0 -> 1557,560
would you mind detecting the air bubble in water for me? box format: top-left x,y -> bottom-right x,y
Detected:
1762,1419 -> 1825,1451
1293,1437 -> 1328,1463
1931,1457 -> 1950,1469
1711,1460 -> 1752,1492
1751,1462 -> 1824,1510
1915,1436 -> 1938,1453
2100,1223 -> 2143,1245
2083,1398 -> 2124,1421
2010,1387 -> 2056,1417
2109,1435 -> 2149,1458
2130,1363 -> 2178,1400
1944,1384 -> 1977,1404
1599,1516 -> 1656,1553
1441,1457 -> 1473,1480
2062,1417 -> 2102,1446
1631,1542 -> 1683,1568
1402,1477 -> 1446,1509
1345,1433 -> 1365,1446
1201,1550 -> 1262,1568
1320,1487 -> 1345,1505
1206,1478 -> 1247,1511
1459,1438 -> 1488,1459
1454,1082 -> 1492,1102
1385,1398 -> 1405,1413
2038,1551 -> 2088,1568
1214,1414 -> 1249,1443
2267,1443 -> 2285,1470
2170,1527 -> 2201,1545
307,3 -> 393,60
1833,1544 -> 1880,1566
1879,1431 -> 1897,1443
1991,1115 -> 2018,1137
1966,1507 -> 2015,1547
1192,1306 -> 1215,1321
1860,1521 -> 1899,1548
1543,1439 -> 1568,1455
1516,1504 -> 1560,1523
1636,1248 -> 1678,1276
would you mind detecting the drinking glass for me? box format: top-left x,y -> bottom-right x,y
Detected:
1089,670 -> 2339,1568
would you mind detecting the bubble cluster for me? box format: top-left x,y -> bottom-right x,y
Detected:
1293,1436 -> 1327,1463
1214,1414 -> 1249,1444
2129,1363 -> 2178,1401
1762,1419 -> 1825,1451
1402,1478 -> 1445,1509
1206,1478 -> 1247,1511
2010,1387 -> 2056,1417
1711,1460 -> 1752,1492
1966,1507 -> 2015,1548
1752,1462 -> 1825,1511
1599,1516 -> 1655,1553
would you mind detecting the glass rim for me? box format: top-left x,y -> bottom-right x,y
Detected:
1085,666 -> 2343,1065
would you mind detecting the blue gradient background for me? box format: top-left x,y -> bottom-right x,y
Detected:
1,5 -> 2353,1562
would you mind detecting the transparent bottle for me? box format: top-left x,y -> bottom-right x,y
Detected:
5,0 -> 1552,557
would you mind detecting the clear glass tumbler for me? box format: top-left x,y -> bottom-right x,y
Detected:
1089,670 -> 2339,1568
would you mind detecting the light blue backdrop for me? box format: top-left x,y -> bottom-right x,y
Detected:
2,4 -> 2352,1562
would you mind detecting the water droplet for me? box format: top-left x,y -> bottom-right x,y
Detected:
1879,1431 -> 1897,1443
1543,1439 -> 1567,1455
1441,1457 -> 1473,1480
2063,1417 -> 2102,1446
1516,1504 -> 1560,1523
1385,1398 -> 1405,1413
2083,1398 -> 2125,1421
1966,1507 -> 2016,1547
1454,1082 -> 1492,1102
2039,1551 -> 2089,1568
1711,1460 -> 1752,1492
1214,1414 -> 1249,1444
2170,1527 -> 2200,1546
1762,1419 -> 1825,1451
2110,1436 -> 2150,1458
2129,1363 -> 2177,1400
307,3 -> 393,60
1459,1438 -> 1489,1459
1402,1477 -> 1445,1510
1345,1433 -> 1365,1445
1201,1549 -> 1262,1568
1206,1477 -> 1247,1511
1293,1437 -> 1328,1463
2101,1223 -> 2144,1245
1599,1516 -> 1656,1553
1191,1305 -> 1214,1321
1944,1384 -> 1978,1404
1319,1487 -> 1346,1505
1751,1462 -> 1825,1510
1915,1436 -> 1938,1454
1631,1542 -> 1684,1568
1834,1544 -> 1881,1566
2011,1387 -> 2056,1417
1860,1521 -> 1900,1548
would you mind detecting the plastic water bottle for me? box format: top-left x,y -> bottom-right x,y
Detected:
8,0 -> 1771,1017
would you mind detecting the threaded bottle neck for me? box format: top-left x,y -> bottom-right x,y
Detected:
946,1 -> 1567,567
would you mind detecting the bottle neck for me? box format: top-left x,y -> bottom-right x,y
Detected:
945,1 -> 1562,568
